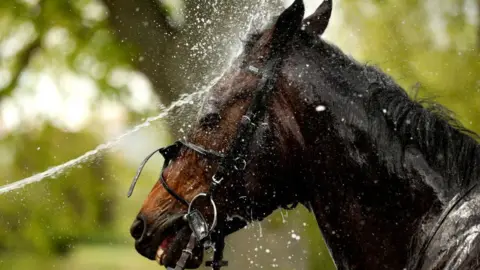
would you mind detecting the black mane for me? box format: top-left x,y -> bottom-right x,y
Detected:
295,31 -> 480,199
370,84 -> 479,185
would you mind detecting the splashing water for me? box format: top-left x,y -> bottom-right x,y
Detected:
0,0 -> 276,196
0,90 -> 207,195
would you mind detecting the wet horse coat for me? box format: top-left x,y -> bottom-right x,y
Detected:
129,0 -> 480,269
410,186 -> 480,269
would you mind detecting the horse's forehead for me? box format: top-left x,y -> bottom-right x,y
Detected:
200,72 -> 235,113
200,71 -> 255,115
198,29 -> 274,118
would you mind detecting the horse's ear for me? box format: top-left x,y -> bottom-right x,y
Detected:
302,0 -> 332,36
271,0 -> 305,50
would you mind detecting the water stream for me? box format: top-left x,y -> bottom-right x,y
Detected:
0,90 -> 206,195
0,0 -> 275,196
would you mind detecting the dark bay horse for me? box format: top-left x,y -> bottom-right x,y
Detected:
128,0 -> 480,269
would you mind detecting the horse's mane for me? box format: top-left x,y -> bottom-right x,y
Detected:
369,83 -> 479,188
296,32 -> 480,195
240,26 -> 479,195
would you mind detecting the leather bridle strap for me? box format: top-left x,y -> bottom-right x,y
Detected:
158,141 -> 224,207
208,55 -> 283,196
159,160 -> 190,206
182,141 -> 225,158
127,146 -> 165,198
127,140 -> 223,205
410,183 -> 478,269
174,232 -> 197,270
206,232 -> 227,270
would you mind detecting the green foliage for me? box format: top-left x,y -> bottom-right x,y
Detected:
0,0 -> 133,100
0,125 -> 115,255
339,0 -> 480,133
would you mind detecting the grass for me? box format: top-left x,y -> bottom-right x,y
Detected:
59,244 -> 161,270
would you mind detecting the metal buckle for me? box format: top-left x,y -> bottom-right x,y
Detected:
212,174 -> 224,185
186,193 -> 218,240
203,240 -> 215,252
247,65 -> 260,75
206,260 -> 228,268
233,158 -> 247,170
186,210 -> 209,241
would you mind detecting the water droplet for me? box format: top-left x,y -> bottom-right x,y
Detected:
315,105 -> 326,112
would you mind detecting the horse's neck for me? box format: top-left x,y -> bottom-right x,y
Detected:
288,38 -> 480,202
285,98 -> 440,269
303,149 -> 437,269
280,42 -> 480,268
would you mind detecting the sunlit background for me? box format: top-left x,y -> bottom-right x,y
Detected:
0,0 -> 478,269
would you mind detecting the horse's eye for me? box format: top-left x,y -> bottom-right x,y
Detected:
200,112 -> 221,128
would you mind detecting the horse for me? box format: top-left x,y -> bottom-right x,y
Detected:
127,0 -> 480,269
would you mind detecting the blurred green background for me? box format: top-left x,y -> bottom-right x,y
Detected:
0,0 -> 478,269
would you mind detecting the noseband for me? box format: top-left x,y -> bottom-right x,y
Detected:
128,140 -> 224,206
128,49 -> 284,270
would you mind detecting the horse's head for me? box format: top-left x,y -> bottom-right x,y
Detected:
129,0 -> 332,268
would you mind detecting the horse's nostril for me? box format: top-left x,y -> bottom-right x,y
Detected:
130,215 -> 147,241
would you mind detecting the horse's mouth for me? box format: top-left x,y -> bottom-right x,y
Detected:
136,214 -> 203,269
155,226 -> 203,268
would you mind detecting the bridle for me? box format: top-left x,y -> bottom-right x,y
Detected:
128,140 -> 225,207
127,45 -> 285,270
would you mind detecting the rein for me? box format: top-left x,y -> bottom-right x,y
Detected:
409,183 -> 478,269
127,49 -> 285,270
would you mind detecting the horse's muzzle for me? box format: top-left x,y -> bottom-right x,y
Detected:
130,213 -> 203,268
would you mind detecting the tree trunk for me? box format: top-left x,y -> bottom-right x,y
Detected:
478,0 -> 480,49
103,0 -> 281,106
